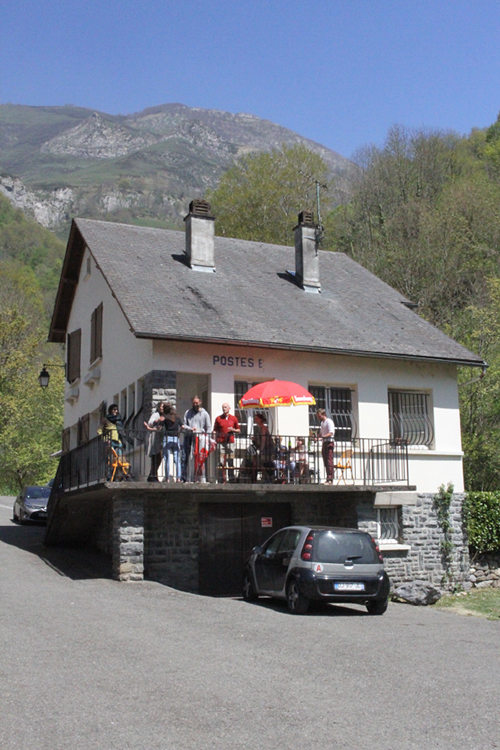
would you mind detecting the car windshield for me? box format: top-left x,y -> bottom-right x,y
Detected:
312,531 -> 378,564
25,487 -> 51,499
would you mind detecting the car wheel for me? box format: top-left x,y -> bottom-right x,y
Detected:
366,598 -> 389,615
13,509 -> 19,522
286,578 -> 310,614
242,571 -> 258,602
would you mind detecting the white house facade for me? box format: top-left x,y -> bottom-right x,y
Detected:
45,201 -> 485,593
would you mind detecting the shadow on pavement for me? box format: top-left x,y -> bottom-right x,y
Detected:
239,596 -> 371,617
0,518 -> 112,581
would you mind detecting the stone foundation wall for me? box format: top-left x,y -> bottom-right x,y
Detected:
357,493 -> 470,591
470,553 -> 500,588
145,495 -> 200,592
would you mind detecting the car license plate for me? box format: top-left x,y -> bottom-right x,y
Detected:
334,582 -> 365,591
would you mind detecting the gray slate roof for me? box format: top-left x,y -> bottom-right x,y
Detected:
50,218 -> 485,367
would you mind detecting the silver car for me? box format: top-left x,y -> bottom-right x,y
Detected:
243,526 -> 390,615
13,485 -> 51,523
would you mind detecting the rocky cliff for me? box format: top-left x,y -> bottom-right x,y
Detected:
0,103 -> 353,233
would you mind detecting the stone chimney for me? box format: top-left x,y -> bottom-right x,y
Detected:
184,199 -> 215,272
294,210 -> 320,293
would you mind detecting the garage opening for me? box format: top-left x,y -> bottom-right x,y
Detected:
199,502 -> 292,596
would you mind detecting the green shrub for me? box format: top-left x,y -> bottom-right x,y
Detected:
465,492 -> 500,553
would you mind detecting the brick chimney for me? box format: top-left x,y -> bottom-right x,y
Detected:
184,199 -> 215,272
294,210 -> 320,292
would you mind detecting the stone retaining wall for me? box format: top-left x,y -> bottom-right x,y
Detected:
357,492 -> 470,591
470,553 -> 500,588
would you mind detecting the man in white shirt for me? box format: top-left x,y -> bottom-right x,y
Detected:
317,408 -> 336,484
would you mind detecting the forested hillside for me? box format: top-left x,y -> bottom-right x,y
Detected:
0,195 -> 64,492
325,117 -> 500,490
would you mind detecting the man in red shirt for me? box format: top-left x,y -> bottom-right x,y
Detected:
213,403 -> 240,481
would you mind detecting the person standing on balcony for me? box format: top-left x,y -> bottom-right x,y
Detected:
98,404 -> 124,453
144,402 -> 166,482
182,395 -> 212,482
163,405 -> 183,482
316,408 -> 336,484
214,403 -> 240,481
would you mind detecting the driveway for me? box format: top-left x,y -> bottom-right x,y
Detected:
0,500 -> 498,750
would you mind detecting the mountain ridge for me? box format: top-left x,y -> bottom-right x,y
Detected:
0,102 -> 353,234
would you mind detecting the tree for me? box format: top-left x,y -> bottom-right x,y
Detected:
326,123 -> 500,490
206,144 -> 332,245
0,261 -> 63,492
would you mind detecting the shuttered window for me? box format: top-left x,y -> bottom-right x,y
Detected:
67,329 -> 81,383
77,414 -> 90,445
90,303 -> 103,364
62,428 -> 70,454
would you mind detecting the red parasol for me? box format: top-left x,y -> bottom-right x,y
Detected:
239,380 -> 316,409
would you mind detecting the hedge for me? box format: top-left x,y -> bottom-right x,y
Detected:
465,492 -> 500,553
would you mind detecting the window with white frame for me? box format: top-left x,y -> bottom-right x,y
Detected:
388,390 -> 433,447
376,507 -> 400,544
308,386 -> 356,441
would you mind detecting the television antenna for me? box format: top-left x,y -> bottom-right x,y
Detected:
298,170 -> 328,247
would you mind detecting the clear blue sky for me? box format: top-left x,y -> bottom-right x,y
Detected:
1,0 -> 499,158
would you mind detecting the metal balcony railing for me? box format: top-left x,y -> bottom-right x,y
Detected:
52,431 -> 410,492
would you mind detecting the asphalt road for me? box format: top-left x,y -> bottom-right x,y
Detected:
1,497 -> 499,750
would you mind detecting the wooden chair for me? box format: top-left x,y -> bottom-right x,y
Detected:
333,448 -> 354,484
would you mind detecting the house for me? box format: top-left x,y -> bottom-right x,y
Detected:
45,200 -> 485,595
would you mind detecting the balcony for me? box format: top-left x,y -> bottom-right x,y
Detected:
53,431 -> 410,492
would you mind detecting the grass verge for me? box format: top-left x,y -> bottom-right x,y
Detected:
433,588 -> 500,620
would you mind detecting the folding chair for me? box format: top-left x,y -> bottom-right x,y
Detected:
110,446 -> 131,481
333,448 -> 354,485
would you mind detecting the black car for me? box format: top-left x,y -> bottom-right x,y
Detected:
13,485 -> 51,523
243,526 -> 390,615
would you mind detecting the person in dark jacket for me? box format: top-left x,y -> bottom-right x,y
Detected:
163,406 -> 183,481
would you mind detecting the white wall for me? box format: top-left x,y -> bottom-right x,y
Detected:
64,248 -> 152,445
61,271 -> 466,492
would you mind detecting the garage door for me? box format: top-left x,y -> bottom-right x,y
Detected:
199,502 -> 292,596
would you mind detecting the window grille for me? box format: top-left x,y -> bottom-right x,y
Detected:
308,386 -> 356,441
67,329 -> 81,383
388,391 -> 433,446
376,507 -> 400,543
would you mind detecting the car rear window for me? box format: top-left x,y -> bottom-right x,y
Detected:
312,531 -> 378,564
26,487 -> 51,499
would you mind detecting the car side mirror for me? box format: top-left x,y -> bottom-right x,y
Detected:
252,545 -> 262,554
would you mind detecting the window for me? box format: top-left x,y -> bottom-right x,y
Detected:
388,391 -> 433,446
376,507 -> 400,544
308,386 -> 356,441
62,428 -> 70,453
90,303 -> 103,364
234,381 -> 272,437
77,413 -> 90,445
67,329 -> 81,383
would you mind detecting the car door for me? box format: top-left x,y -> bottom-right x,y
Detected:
254,530 -> 288,592
271,528 -> 302,594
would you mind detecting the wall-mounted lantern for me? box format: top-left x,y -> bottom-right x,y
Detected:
38,363 -> 66,388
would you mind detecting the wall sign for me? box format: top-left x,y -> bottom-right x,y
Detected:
213,355 -> 264,368
261,517 -> 273,528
